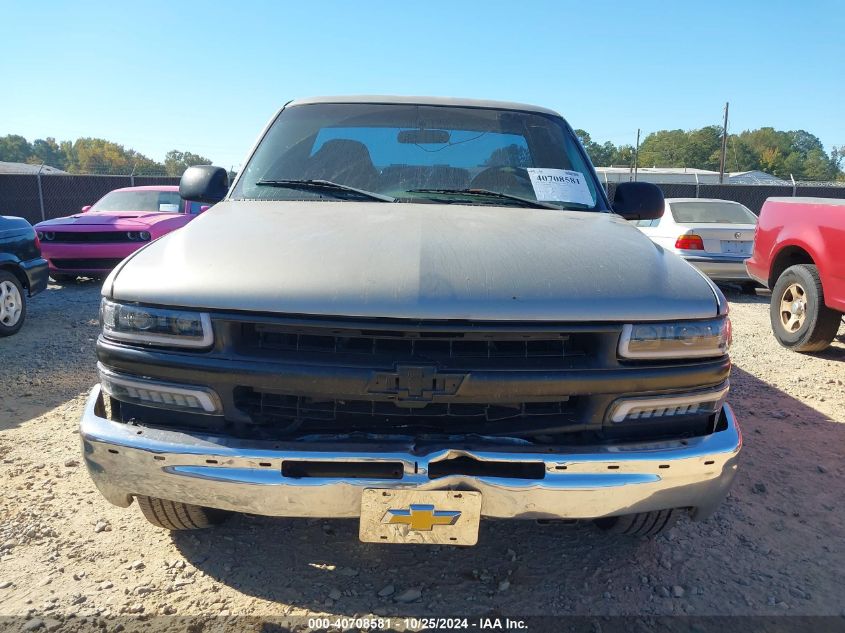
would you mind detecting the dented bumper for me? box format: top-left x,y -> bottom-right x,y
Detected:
80,385 -> 741,522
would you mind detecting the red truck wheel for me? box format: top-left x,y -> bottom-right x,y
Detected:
770,264 -> 842,352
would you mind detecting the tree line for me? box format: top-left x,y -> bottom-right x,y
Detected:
576,127 -> 844,181
2,127 -> 843,181
0,134 -> 212,177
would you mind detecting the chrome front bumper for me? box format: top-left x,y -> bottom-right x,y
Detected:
80,385 -> 741,522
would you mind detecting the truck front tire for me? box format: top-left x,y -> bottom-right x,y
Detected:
136,495 -> 231,530
594,509 -> 681,537
770,264 -> 841,353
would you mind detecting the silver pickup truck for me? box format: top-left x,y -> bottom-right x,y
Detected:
80,96 -> 740,545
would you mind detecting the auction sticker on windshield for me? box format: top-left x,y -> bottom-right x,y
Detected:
527,168 -> 593,205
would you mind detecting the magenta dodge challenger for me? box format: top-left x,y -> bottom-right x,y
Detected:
35,186 -> 210,280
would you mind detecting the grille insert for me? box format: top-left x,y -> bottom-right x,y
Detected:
49,232 -> 133,243
239,323 -> 594,362
234,388 -> 579,436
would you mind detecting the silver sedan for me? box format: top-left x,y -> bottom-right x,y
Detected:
633,198 -> 757,283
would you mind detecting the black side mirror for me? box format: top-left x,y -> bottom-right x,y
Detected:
613,182 -> 664,221
179,166 -> 229,203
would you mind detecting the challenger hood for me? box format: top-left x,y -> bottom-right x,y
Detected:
108,201 -> 719,321
36,211 -> 178,229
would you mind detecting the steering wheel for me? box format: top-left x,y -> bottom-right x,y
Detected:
469,166 -> 534,197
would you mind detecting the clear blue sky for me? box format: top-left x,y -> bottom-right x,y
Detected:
2,0 -> 843,169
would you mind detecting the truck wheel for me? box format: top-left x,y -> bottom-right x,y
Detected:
593,509 -> 680,537
0,271 -> 26,337
136,495 -> 231,530
770,264 -> 841,352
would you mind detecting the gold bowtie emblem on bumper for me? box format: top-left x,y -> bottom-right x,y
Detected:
383,504 -> 461,531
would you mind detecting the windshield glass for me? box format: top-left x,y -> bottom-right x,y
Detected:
232,102 -> 607,211
670,201 -> 757,224
90,190 -> 183,213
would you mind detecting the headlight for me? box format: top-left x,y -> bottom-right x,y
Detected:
139,231 -> 151,241
100,299 -> 213,348
99,364 -> 222,414
618,317 -> 731,359
608,382 -> 729,423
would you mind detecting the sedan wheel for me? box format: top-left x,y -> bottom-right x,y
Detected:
0,272 -> 26,336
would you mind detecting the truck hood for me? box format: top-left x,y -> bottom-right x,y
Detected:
36,211 -> 178,229
108,201 -> 718,321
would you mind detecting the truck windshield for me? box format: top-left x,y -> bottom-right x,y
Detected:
232,102 -> 608,211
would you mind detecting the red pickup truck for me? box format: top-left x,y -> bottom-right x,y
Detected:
746,197 -> 845,352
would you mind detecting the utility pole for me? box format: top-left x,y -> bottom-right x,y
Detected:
633,128 -> 641,182
719,102 -> 729,184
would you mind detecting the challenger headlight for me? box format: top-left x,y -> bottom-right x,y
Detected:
618,317 -> 731,359
100,299 -> 213,348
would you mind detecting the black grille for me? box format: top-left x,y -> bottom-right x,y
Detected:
48,231 -> 133,243
255,329 -> 567,358
52,258 -> 125,270
235,321 -> 607,366
234,388 -> 580,436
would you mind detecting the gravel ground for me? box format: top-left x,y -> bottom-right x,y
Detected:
1,281 -> 844,626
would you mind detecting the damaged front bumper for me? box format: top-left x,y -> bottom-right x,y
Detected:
80,385 -> 741,522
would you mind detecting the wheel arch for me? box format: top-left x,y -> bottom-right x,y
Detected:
0,262 -> 28,291
769,245 -> 815,288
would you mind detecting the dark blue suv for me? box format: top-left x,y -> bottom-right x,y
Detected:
0,215 -> 49,336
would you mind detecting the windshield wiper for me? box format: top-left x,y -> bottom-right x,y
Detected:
256,179 -> 395,203
406,188 -> 563,210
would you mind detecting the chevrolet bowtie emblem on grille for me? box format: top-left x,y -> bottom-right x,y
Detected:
367,365 -> 466,406
383,504 -> 461,531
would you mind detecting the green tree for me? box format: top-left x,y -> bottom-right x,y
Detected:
64,138 -> 164,175
725,136 -> 759,172
831,146 -> 844,171
636,126 -> 722,170
687,126 -> 723,170
164,150 -> 213,176
0,135 -> 34,163
802,148 -> 837,181
29,137 -> 67,169
788,130 -> 825,156
610,144 -> 635,167
574,130 -> 617,166
759,147 -> 782,175
636,129 -> 687,167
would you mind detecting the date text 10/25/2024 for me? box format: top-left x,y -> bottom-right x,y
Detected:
306,617 -> 528,630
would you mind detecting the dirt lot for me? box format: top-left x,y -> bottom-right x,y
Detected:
1,281 -> 844,626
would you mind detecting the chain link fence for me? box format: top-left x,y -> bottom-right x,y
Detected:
604,181 -> 845,215
2,171 -> 845,225
0,173 -> 180,224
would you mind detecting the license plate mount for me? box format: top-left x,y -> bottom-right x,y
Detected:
721,240 -> 752,254
359,489 -> 482,546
